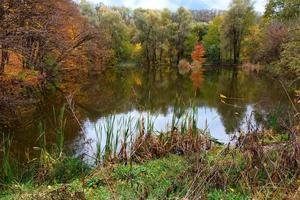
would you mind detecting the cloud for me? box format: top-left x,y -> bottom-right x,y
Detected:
85,0 -> 267,12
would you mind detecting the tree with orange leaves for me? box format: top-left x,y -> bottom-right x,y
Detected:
191,43 -> 205,65
178,43 -> 206,74
0,0 -> 111,76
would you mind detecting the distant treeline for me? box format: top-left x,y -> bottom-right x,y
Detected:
0,0 -> 299,80
78,0 -> 299,79
191,9 -> 226,22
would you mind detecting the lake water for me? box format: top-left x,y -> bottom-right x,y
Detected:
2,67 -> 291,161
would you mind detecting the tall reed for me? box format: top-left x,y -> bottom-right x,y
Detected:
91,107 -> 211,164
53,104 -> 66,157
95,124 -> 103,165
1,133 -> 14,183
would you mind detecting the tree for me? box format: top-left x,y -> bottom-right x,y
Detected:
133,9 -> 162,67
262,0 -> 300,78
157,9 -> 173,64
96,5 -> 132,62
79,0 -> 97,24
0,0 -> 58,72
275,23 -> 300,78
191,43 -> 206,65
265,0 -> 300,21
178,43 -> 205,74
0,0 -> 109,75
261,21 -> 288,63
221,0 -> 256,64
172,7 -> 194,64
203,16 -> 223,64
191,9 -> 225,23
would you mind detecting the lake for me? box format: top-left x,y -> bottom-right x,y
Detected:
2,66 -> 290,161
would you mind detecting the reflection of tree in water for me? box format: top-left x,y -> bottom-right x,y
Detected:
8,67 -> 293,163
191,70 -> 204,90
73,67 -> 290,134
136,67 -> 197,114
215,69 -> 247,134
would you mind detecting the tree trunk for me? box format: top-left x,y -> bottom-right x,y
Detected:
146,43 -> 151,67
159,47 -> 163,64
233,39 -> 238,65
0,58 -> 4,74
0,49 -> 4,74
0,45 -> 9,74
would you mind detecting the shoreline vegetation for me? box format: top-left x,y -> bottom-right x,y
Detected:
1,108 -> 299,199
0,0 -> 299,199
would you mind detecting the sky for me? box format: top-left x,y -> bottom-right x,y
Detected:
84,0 -> 268,13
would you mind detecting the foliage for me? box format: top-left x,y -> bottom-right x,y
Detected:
203,16 -> 223,64
178,59 -> 191,75
192,23 -> 208,42
265,0 -> 300,21
221,0 -> 256,64
96,5 -> 133,61
178,43 -> 205,74
173,7 -> 195,64
274,22 -> 300,78
0,0 -> 111,76
191,44 -> 206,65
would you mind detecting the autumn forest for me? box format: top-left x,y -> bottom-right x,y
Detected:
0,0 -> 299,199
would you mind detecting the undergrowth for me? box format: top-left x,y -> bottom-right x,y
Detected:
0,105 -> 299,199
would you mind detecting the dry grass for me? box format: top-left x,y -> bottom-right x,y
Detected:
184,126 -> 300,199
130,128 -> 211,162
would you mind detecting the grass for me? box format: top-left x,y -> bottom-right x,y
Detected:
1,130 -> 299,199
0,106 -> 299,199
0,155 -> 188,199
91,108 -> 209,164
110,155 -> 188,199
1,134 -> 14,184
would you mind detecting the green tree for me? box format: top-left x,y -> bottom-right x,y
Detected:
96,5 -> 132,62
221,0 -> 256,64
79,0 -> 97,24
157,9 -> 173,64
172,7 -> 194,64
262,0 -> 300,78
275,24 -> 300,78
203,16 -> 223,64
265,0 -> 300,21
133,9 -> 162,67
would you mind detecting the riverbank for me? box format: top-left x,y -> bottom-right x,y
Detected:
1,126 -> 299,199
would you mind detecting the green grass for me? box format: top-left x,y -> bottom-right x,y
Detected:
111,155 -> 188,199
1,146 -> 298,200
207,189 -> 250,200
0,155 -> 188,199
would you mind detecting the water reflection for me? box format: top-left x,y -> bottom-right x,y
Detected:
7,67 -> 290,160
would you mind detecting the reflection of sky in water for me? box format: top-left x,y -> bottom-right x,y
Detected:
75,105 -> 257,157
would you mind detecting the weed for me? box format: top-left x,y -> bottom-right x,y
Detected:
53,157 -> 91,183
53,104 -> 66,157
1,133 -> 14,184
